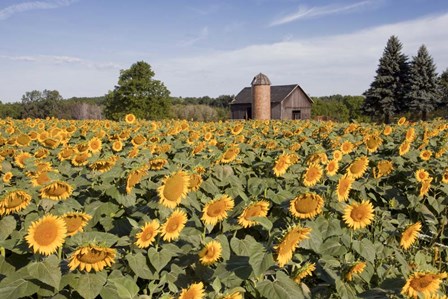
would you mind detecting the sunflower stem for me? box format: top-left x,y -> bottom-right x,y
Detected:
58,246 -> 63,260
0,247 -> 5,257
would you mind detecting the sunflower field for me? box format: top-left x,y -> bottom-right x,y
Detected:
0,115 -> 447,299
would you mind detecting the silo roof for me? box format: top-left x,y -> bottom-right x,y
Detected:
251,73 -> 271,85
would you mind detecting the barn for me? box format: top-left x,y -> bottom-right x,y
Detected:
230,73 -> 313,120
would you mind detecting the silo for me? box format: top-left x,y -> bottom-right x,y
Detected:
251,73 -> 271,120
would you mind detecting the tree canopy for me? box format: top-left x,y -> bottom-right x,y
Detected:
103,61 -> 171,120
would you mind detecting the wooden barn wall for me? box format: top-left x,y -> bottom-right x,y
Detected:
230,104 -> 252,119
271,103 -> 281,119
281,89 -> 312,120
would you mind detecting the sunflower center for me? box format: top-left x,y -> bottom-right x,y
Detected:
205,247 -> 215,258
166,219 -> 180,233
36,172 -> 51,185
305,167 -> 320,181
4,194 -> 25,208
64,216 -> 84,234
223,149 -> 238,160
327,162 -> 336,172
142,228 -> 155,241
350,207 -> 367,222
409,275 -> 434,291
48,184 -> 68,196
207,201 -> 226,217
163,174 -> 186,202
350,160 -> 365,175
294,198 -> 318,214
33,222 -> 58,246
245,206 -> 262,218
77,249 -> 108,264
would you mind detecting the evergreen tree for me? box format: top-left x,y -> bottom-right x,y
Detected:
104,61 -> 171,120
406,45 -> 440,121
362,36 -> 409,123
439,68 -> 448,108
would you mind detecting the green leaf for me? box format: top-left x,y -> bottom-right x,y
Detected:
147,248 -> 173,272
110,276 -> 139,299
73,272 -> 107,299
352,239 -> 376,263
257,271 -> 305,299
0,255 -> 14,278
0,278 -> 40,299
250,216 -> 272,231
0,216 -> 16,241
126,252 -> 156,280
27,255 -> 61,290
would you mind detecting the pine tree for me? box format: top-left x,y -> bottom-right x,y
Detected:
438,68 -> 448,108
104,61 -> 171,120
362,36 -> 409,123
406,45 -> 440,121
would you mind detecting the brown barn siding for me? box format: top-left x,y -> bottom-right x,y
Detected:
281,89 -> 312,120
231,104 -> 252,119
271,103 -> 281,119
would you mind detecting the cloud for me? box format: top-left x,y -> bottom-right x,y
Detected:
270,1 -> 377,26
0,0 -> 78,20
178,27 -> 209,47
156,13 -> 448,97
0,54 -> 121,70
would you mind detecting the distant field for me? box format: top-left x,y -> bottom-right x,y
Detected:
0,116 -> 447,298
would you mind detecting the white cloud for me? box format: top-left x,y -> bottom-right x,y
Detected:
270,1 -> 377,26
178,27 -> 210,47
156,13 -> 448,97
0,0 -> 78,20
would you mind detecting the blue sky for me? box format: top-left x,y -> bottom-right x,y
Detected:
1,0 -> 448,102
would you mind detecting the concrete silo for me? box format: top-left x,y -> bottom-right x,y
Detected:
251,73 -> 271,120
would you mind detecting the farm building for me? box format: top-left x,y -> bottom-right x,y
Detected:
230,73 -> 313,120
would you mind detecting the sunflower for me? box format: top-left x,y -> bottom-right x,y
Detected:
161,209 -> 188,242
88,137 -> 102,153
202,195 -> 235,226
34,148 -> 49,159
158,171 -> 189,209
442,169 -> 448,184
25,215 -> 67,255
341,141 -> 354,154
420,178 -> 432,197
373,160 -> 394,179
303,163 -> 323,187
178,282 -> 205,299
222,291 -> 243,299
0,190 -> 32,215
336,174 -> 354,202
273,154 -> 291,177
68,244 -> 116,272
364,135 -> 382,153
289,193 -> 324,219
399,141 -> 411,156
293,262 -> 316,283
148,158 -> 167,170
343,200 -> 374,230
57,147 -> 74,161
40,181 -> 74,200
238,200 -> 270,228
347,156 -> 369,179
199,240 -> 222,266
333,150 -> 343,161
275,225 -> 312,267
112,140 -> 123,152
31,171 -> 52,186
14,152 -> 32,168
125,113 -> 136,124
16,134 -> 31,146
397,116 -> 407,125
41,137 -> 61,149
127,147 -> 139,158
61,212 -> 92,236
401,272 -> 447,299
231,123 -> 244,135
2,171 -> 13,183
400,222 -> 421,250
406,127 -> 416,142
71,152 -> 91,166
135,220 -> 160,248
188,173 -> 203,192
220,147 -> 240,163
415,169 -> 430,182
345,262 -> 366,281
126,166 -> 148,194
420,150 -> 432,161
90,157 -> 117,173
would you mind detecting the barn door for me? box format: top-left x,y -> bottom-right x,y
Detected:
292,110 -> 301,120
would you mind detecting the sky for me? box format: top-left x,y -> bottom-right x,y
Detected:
1,0 -> 448,103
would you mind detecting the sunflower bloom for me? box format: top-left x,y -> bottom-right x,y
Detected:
303,163 -> 323,187
0,190 -> 32,215
400,222 -> 422,250
40,181 -> 74,200
61,212 -> 92,236
125,113 -> 136,124
405,127 -> 416,142
337,174 -> 354,202
135,220 -> 160,248
383,125 -> 393,136
220,147 -> 240,163
365,135 -> 382,153
14,152 -> 33,168
199,240 -> 222,266
373,160 -> 393,179
347,156 -> 369,179
2,172 -> 13,183
273,154 -> 291,177
188,173 -> 203,192
126,166 -> 148,194
25,215 -> 67,256
179,282 -> 205,299
346,262 -> 366,281
68,244 -> 116,272
202,195 -> 235,226
401,272 -> 447,299
222,291 -> 243,299
343,200 -> 374,230
399,141 -> 411,156
419,178 -> 432,197
420,150 -> 432,161
341,141 -> 354,154
333,150 -> 343,161
158,171 -> 190,208
90,157 -> 117,173
148,158 -> 168,170
112,140 -> 123,152
276,225 -> 311,267
398,117 -> 406,125
442,169 -> 448,183
326,159 -> 339,176
238,200 -> 270,228
161,209 -> 188,242
289,193 -> 324,219
415,169 -> 430,182
294,262 -> 316,283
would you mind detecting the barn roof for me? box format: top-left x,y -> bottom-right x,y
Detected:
231,84 -> 313,105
